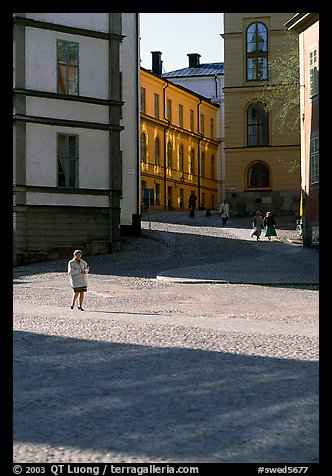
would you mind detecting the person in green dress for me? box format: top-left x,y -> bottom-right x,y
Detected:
263,211 -> 277,241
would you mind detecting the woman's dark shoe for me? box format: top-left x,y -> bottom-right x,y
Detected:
78,306 -> 84,311
70,305 -> 74,309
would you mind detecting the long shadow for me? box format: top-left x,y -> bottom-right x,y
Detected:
12,232 -> 265,278
13,330 -> 319,463
13,216 -> 318,290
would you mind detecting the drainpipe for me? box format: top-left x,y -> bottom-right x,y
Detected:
214,74 -> 218,100
163,81 -> 170,210
197,97 -> 203,209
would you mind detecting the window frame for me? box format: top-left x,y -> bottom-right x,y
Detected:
154,136 -> 160,166
141,131 -> 147,163
310,133 -> 319,187
57,40 -> 79,95
247,161 -> 271,189
246,22 -> 268,81
167,140 -> 172,169
57,133 -> 79,188
140,87 -> 146,113
309,47 -> 318,99
154,93 -> 159,118
247,101 -> 269,146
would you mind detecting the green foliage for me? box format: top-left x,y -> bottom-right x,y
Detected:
254,31 -> 301,173
255,31 -> 300,134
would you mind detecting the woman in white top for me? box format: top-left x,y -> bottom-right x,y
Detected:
68,249 -> 89,310
219,199 -> 230,225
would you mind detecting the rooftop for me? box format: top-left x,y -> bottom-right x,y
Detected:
162,62 -> 224,78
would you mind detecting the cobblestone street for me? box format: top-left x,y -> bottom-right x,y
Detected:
13,212 -> 319,464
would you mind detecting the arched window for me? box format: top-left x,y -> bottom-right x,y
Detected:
141,132 -> 147,163
247,102 -> 269,146
210,155 -> 215,179
179,144 -> 184,172
246,22 -> 268,81
154,137 -> 160,166
201,152 -> 205,178
247,162 -> 270,188
189,149 -> 195,175
167,140 -> 172,169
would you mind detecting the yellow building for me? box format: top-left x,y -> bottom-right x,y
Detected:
140,67 -> 220,212
222,13 -> 301,215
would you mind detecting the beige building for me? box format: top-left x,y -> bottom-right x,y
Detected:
140,66 -> 220,212
222,13 -> 301,216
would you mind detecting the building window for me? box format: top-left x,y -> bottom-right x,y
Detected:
179,104 -> 183,128
210,118 -> 214,139
154,93 -> 159,118
57,40 -> 79,95
309,48 -> 318,98
167,99 -> 172,122
190,149 -> 195,175
141,132 -> 147,163
247,162 -> 270,188
57,134 -> 78,187
154,137 -> 160,166
140,87 -> 146,113
246,22 -> 268,81
210,155 -> 215,179
179,144 -> 184,172
310,134 -> 319,186
167,140 -> 172,168
201,152 -> 205,177
190,109 -> 194,131
200,114 -> 205,135
247,102 -> 269,146
155,183 -> 161,205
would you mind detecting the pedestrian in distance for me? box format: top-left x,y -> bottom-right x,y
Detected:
263,211 -> 277,241
188,190 -> 197,217
250,211 -> 264,240
68,249 -> 89,310
219,199 -> 230,225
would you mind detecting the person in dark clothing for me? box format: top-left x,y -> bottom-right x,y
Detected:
263,211 -> 277,241
188,191 -> 197,217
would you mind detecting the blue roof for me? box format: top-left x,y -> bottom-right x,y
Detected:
162,62 -> 224,78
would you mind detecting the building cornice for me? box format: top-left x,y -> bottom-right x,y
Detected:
285,13 -> 319,32
13,15 -> 125,41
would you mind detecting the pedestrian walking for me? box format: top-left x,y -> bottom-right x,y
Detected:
68,249 -> 89,310
263,211 -> 277,241
188,190 -> 197,217
250,211 -> 264,240
219,199 -> 230,225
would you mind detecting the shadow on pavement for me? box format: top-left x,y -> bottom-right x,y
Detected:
14,330 -> 319,463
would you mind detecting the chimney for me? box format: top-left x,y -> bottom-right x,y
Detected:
187,53 -> 201,68
151,51 -> 163,76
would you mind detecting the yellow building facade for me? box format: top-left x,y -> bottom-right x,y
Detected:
222,13 -> 301,215
140,67 -> 220,212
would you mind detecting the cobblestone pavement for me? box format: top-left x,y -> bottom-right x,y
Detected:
13,212 -> 319,464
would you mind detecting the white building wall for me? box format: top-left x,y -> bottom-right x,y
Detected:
169,76 -> 221,101
26,97 -> 109,124
26,124 -> 109,191
120,13 -> 140,225
25,13 -> 109,32
25,27 -> 109,98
